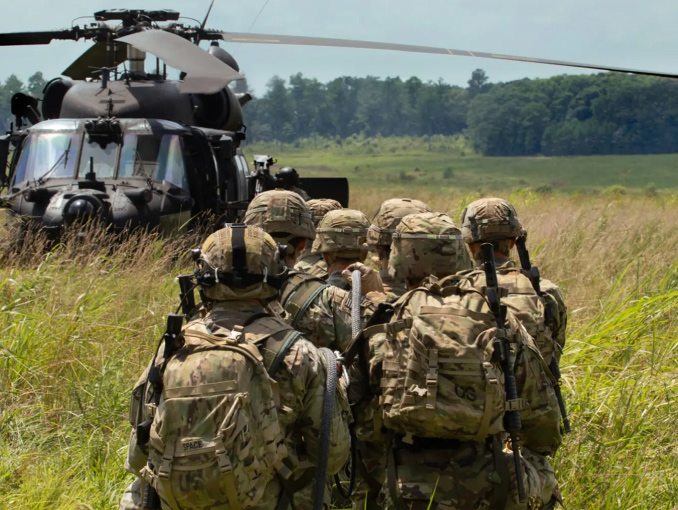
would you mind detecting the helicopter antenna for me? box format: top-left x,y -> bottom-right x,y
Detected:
201,0 -> 216,29
248,0 -> 272,32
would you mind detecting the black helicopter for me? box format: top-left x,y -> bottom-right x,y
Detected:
2,7 -> 678,237
0,8 -> 349,237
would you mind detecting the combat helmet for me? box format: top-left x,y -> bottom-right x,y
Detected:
313,209 -> 370,258
461,197 -> 525,243
307,198 -> 343,228
244,189 -> 315,241
195,225 -> 286,301
275,167 -> 301,188
367,198 -> 432,250
389,212 -> 472,279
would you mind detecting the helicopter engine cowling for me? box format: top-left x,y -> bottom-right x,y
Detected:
42,78 -> 73,120
45,79 -> 243,132
191,87 -> 243,132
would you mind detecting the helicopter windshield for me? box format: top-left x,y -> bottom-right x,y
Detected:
119,134 -> 188,189
78,137 -> 118,179
12,132 -> 78,185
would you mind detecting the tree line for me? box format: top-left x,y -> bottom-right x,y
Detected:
3,69 -> 678,156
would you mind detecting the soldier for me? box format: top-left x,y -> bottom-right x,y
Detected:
295,198 -> 343,277
355,210 -> 563,509
244,189 -> 316,267
349,212 -> 472,510
313,208 -> 372,290
275,167 -> 311,201
244,190 -> 380,352
367,198 -> 431,299
458,197 -> 567,365
120,225 -> 351,510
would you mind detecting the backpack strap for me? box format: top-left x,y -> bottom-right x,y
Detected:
267,330 -> 303,376
280,272 -> 330,328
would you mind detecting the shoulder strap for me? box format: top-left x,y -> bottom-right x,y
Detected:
281,273 -> 330,329
267,330 -> 303,376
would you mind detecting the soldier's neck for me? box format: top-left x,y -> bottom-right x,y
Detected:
327,259 -> 357,275
474,254 -> 512,266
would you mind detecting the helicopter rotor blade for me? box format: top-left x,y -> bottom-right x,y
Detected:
119,30 -> 244,94
62,42 -> 128,79
0,29 -> 79,46
216,32 -> 678,80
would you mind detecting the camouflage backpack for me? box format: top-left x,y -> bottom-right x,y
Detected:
368,279 -> 562,455
457,265 -> 561,366
139,317 -> 300,510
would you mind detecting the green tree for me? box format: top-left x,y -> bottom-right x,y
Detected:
27,72 -> 46,98
467,68 -> 491,98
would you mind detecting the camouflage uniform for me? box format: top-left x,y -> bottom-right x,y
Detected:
367,198 -> 431,301
120,226 -> 350,510
458,198 -> 567,364
295,199 -> 342,277
281,209 -> 375,352
244,193 -> 375,353
351,213 -> 471,510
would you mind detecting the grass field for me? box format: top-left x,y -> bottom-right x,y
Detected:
247,135 -> 678,195
2,144 -> 678,509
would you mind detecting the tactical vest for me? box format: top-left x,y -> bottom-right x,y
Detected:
137,314 -> 303,510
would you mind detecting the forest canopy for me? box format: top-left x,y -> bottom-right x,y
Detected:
2,69 -> 678,156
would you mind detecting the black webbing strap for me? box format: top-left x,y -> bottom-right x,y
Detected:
231,224 -> 247,272
490,435 -> 511,510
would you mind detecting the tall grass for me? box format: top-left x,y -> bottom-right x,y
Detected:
1,193 -> 678,508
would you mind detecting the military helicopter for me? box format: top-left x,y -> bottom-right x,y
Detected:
0,8 -> 350,237
1,7 -> 677,237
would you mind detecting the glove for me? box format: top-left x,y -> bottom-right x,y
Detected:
342,262 -> 384,295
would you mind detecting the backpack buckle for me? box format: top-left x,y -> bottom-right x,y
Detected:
505,398 -> 529,412
215,439 -> 234,474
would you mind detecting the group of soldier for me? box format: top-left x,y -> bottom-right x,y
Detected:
119,186 -> 569,510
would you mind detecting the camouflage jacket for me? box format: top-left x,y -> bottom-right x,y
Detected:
123,301 -> 351,510
280,271 -> 376,352
457,259 -> 567,364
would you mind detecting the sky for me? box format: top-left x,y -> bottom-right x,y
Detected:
1,0 -> 677,95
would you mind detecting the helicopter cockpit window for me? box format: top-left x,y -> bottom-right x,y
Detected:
119,134 -> 188,189
12,132 -> 78,185
77,137 -> 118,179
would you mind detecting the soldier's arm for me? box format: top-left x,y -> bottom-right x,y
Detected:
277,338 -> 351,475
124,367 -> 152,476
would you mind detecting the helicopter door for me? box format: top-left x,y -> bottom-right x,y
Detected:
183,133 -> 219,215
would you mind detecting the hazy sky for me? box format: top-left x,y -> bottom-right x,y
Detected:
1,0 -> 677,94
